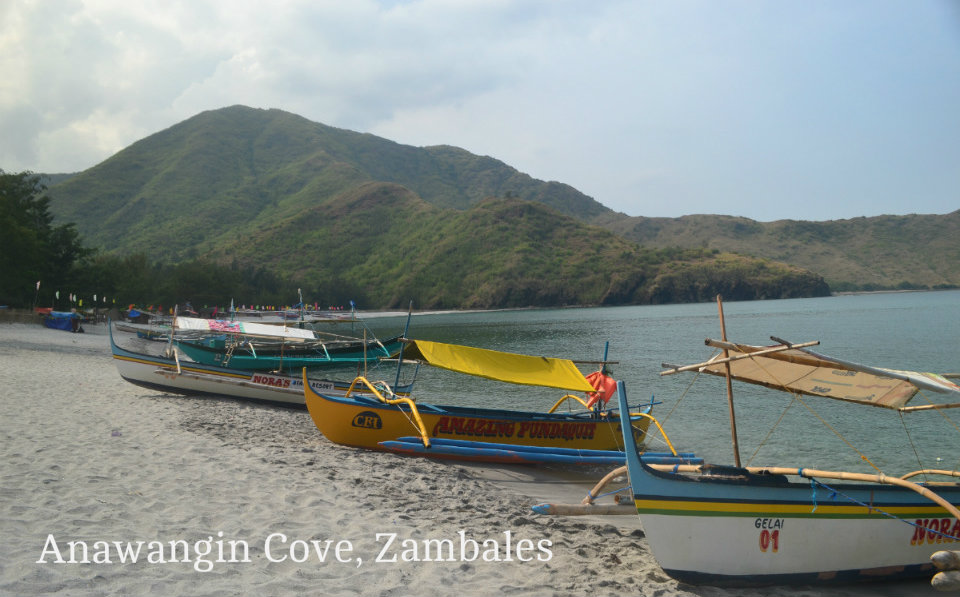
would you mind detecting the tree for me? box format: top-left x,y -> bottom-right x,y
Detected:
0,170 -> 91,307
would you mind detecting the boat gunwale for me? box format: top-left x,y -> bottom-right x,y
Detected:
308,382 -> 646,424
634,456 -> 960,509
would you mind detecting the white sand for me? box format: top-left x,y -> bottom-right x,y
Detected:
0,323 -> 943,596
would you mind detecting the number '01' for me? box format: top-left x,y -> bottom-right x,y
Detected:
759,530 -> 779,552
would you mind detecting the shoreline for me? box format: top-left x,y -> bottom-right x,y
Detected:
0,322 -> 944,596
6,286 -> 957,327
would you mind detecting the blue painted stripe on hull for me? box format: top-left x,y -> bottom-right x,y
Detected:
390,436 -> 702,463
378,440 -> 627,465
380,437 -> 702,465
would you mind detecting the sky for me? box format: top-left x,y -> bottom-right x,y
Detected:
1,1 -> 958,222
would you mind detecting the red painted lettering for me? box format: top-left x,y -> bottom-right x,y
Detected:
518,422 -> 532,438
913,520 -> 928,545
432,417 -> 451,436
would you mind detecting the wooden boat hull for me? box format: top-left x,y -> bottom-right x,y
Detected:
632,464 -> 960,584
175,336 -> 402,371
303,374 -> 651,458
614,381 -> 960,585
109,324 -> 408,408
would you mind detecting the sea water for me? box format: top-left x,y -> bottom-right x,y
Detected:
362,290 -> 960,476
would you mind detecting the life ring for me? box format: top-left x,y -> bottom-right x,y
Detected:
585,370 -> 617,409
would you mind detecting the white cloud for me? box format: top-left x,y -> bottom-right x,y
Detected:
1,0 -> 958,219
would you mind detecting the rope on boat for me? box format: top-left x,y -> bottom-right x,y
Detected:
899,409 -> 931,484
809,477 -> 960,542
586,485 -> 632,504
808,477 -> 817,513
581,465 -> 627,506
746,391 -> 797,467
735,350 -> 883,473
657,366 -> 703,426
911,391 -> 960,475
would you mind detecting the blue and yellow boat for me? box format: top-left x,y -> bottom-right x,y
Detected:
302,339 -> 655,464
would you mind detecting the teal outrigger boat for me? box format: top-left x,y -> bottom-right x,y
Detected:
171,315 -> 403,371
175,335 -> 402,371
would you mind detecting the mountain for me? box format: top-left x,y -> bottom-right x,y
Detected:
47,105 -> 608,261
44,104 -> 956,309
596,212 -> 960,291
198,184 -> 828,307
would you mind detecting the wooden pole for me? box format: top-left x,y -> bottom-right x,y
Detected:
661,339 -> 820,376
717,295 -> 742,467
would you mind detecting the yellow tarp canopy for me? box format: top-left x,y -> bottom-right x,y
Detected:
402,340 -> 595,392
699,342 -> 960,411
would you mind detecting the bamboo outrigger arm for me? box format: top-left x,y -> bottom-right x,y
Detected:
900,469 -> 960,481
578,413 -> 679,508
580,465 -> 627,506
344,376 -> 431,448
547,394 -> 592,413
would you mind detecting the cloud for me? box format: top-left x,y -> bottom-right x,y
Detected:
1,0 -> 958,220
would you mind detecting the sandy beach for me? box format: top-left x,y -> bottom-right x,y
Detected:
0,322 -> 945,596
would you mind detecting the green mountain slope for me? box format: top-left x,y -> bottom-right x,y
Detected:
597,211 -> 960,290
53,104 -> 960,307
204,186 -> 828,308
48,105 -> 609,260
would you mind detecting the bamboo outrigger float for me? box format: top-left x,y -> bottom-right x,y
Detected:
618,296 -> 960,585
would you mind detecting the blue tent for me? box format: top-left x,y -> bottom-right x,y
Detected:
43,311 -> 81,332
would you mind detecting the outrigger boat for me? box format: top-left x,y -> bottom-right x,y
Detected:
109,322 -> 410,408
170,316 -> 402,371
302,339 -> 656,464
609,297 -> 960,585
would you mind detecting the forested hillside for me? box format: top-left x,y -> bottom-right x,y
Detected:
597,212 -> 960,291
28,105 -> 954,310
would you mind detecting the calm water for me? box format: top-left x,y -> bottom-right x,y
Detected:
359,290 -> 960,475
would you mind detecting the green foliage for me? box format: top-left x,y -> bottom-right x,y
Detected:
202,190 -> 829,309
0,170 -> 92,307
63,254 -> 307,311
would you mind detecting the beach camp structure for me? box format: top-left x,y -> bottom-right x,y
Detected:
41,310 -> 83,332
302,339 -> 654,464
